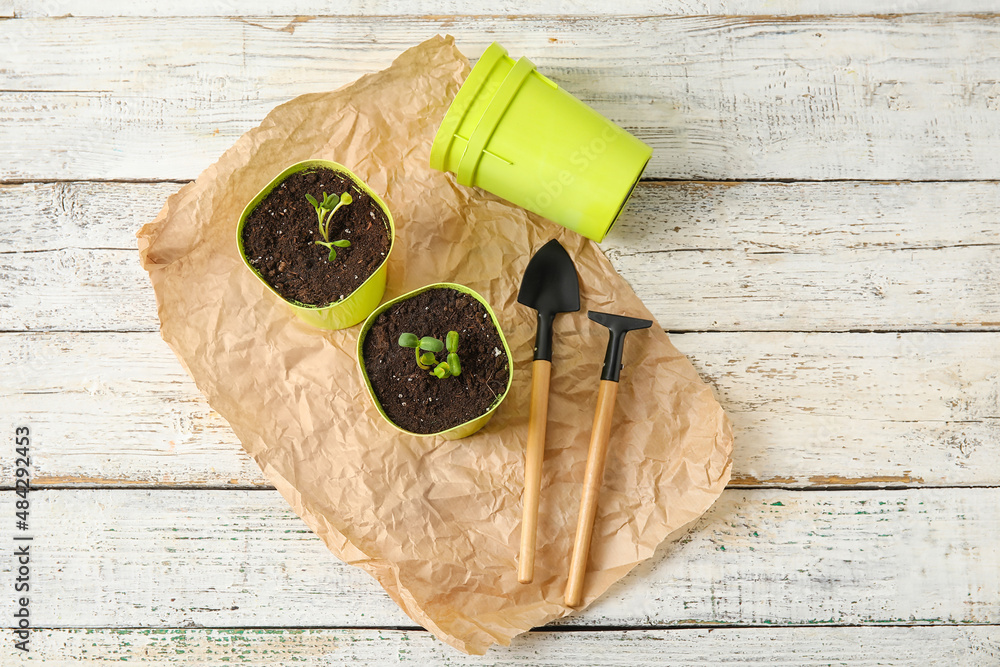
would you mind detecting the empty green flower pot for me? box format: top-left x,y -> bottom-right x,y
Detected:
430,42 -> 652,242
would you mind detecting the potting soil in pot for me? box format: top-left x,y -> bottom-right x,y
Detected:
241,167 -> 391,305
362,287 -> 509,434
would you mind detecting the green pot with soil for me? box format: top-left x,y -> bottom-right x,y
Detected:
237,160 -> 394,330
357,283 -> 514,440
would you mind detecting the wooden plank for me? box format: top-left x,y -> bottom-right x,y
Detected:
0,181 -> 182,251
0,247 -> 156,332
2,16 -> 1000,180
0,332 -> 261,487
4,627 -> 998,665
607,180 -> 1000,331
3,330 -> 999,488
3,180 -> 999,332
9,1 -> 1000,17
0,181 -> 172,333
0,488 -> 995,628
677,331 -> 1000,488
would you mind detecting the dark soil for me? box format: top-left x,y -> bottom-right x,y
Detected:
241,167 -> 391,306
362,288 -> 511,434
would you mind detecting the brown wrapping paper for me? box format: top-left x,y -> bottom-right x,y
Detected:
137,36 -> 733,654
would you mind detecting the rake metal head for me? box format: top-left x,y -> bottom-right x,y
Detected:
589,311 -> 653,382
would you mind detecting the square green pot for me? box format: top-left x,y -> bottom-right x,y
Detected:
237,160 -> 395,330
357,283 -> 514,440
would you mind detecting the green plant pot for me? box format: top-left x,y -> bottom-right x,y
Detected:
236,160 -> 395,330
430,42 -> 652,243
357,283 -> 514,440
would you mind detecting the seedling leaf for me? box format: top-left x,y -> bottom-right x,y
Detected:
447,353 -> 461,376
398,333 -> 420,348
419,337 -> 444,353
314,240 -> 346,262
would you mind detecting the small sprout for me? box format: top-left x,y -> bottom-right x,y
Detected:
306,190 -> 353,261
397,331 -> 461,378
398,333 -> 445,370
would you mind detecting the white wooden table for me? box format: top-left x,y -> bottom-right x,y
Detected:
3,2 -> 999,664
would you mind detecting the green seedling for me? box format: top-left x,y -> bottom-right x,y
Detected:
305,191 -> 353,261
398,330 -> 462,378
398,333 -> 444,370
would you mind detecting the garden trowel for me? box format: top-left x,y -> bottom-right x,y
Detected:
516,239 -> 580,584
565,310 -> 652,606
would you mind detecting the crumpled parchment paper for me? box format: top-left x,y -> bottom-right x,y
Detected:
137,35 -> 733,654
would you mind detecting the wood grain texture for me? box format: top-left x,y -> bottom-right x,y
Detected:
679,331 -> 1000,488
3,16 -> 1000,180
4,627 -> 998,665
566,380 -> 619,607
4,330 -> 997,488
607,180 -> 1000,331
519,359 -> 552,583
0,332 -> 261,487
2,6 -> 996,663
0,488 -> 995,628
4,180 -> 999,332
10,1 -> 1000,17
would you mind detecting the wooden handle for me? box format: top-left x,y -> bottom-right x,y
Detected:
518,359 -> 552,584
565,380 -> 619,607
